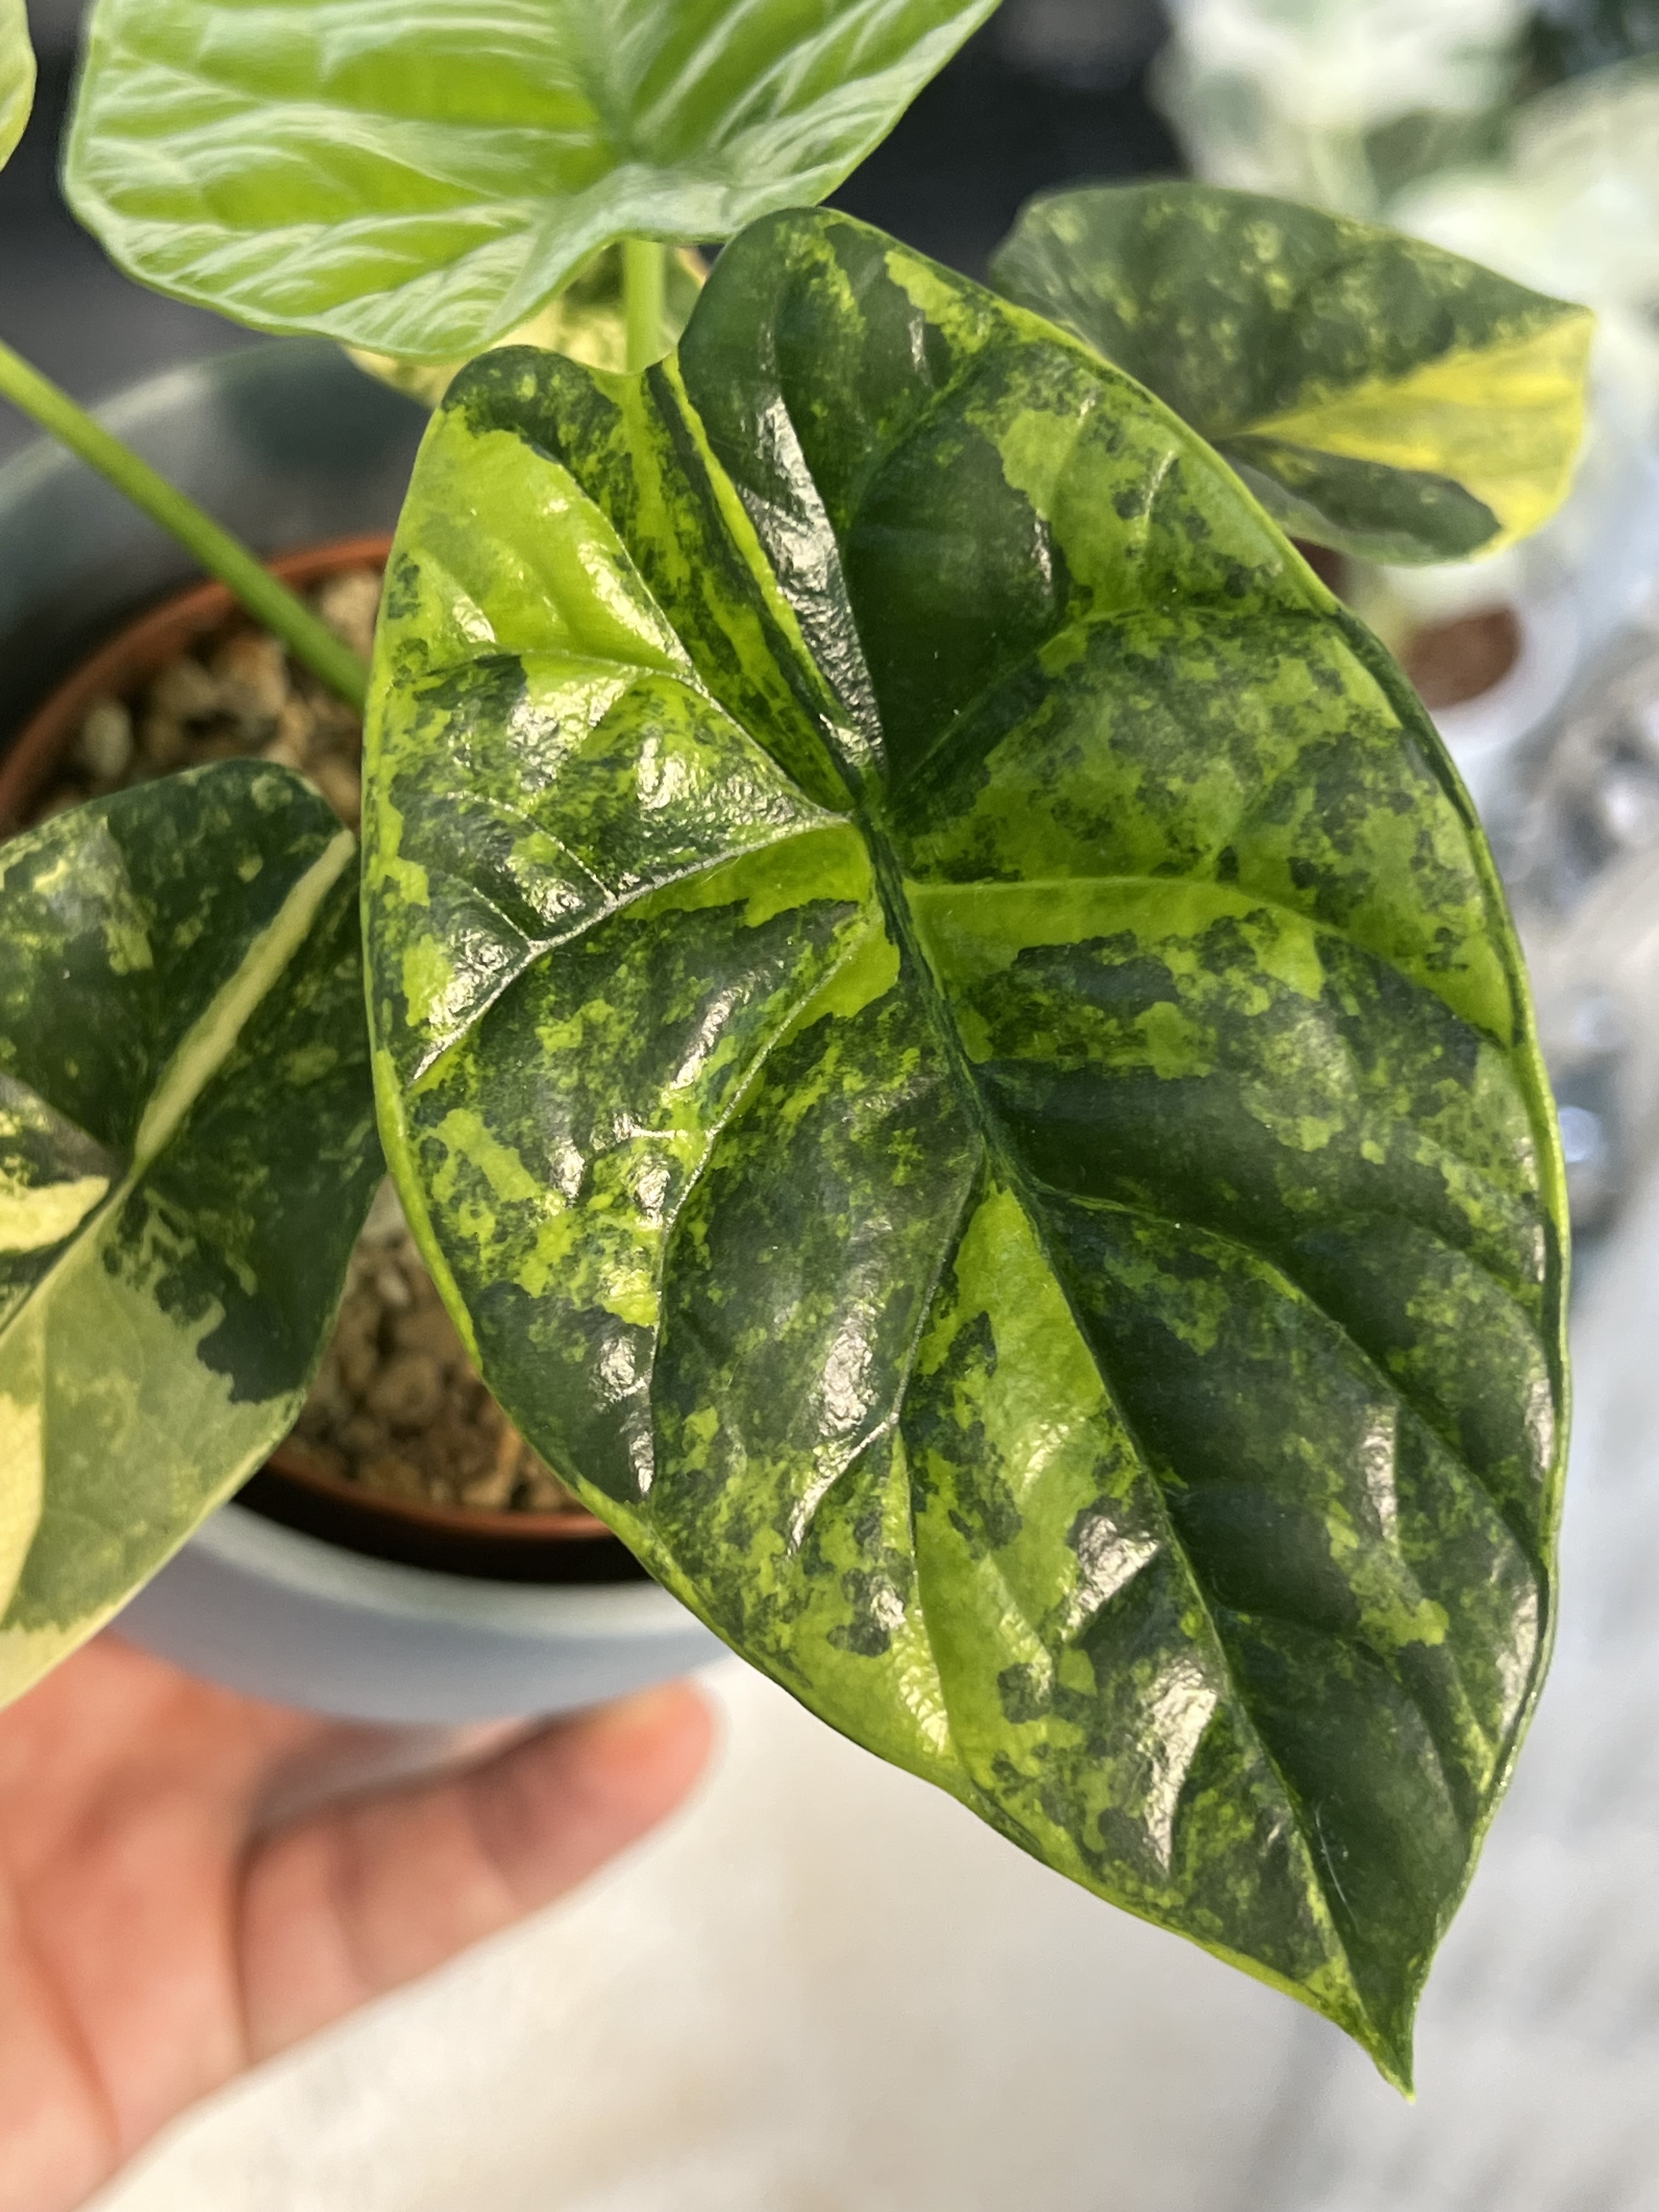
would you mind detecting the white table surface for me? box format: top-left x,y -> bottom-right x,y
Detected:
91,1652 -> 1300,2212
92,1167 -> 1659,2212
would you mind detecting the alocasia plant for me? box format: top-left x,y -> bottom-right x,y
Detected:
363,207 -> 1567,2085
0,0 -> 1593,2088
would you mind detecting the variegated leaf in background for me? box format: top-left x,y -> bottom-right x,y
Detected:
364,208 -> 1567,2086
63,0 -> 1000,362
990,180 -> 1593,564
0,765 -> 380,1703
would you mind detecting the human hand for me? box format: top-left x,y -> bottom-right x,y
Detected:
0,1634 -> 712,2212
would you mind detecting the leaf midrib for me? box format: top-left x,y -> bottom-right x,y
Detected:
464,328 -> 1525,1992
845,813 -> 1376,2018
665,326 -> 1424,2019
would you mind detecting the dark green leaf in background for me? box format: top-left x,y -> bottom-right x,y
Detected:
990,181 -> 1593,564
64,0 -> 1001,361
365,208 -> 1568,2084
0,765 -> 381,1701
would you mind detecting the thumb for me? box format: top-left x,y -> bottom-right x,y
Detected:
238,1681 -> 713,2061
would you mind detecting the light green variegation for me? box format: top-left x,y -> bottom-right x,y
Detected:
0,0 -> 33,172
349,244 -> 707,410
990,181 -> 1593,564
64,0 -> 999,362
365,207 -> 1567,2086
0,765 -> 381,1702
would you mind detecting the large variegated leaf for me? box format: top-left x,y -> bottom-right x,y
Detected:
990,181 -> 1593,564
0,765 -> 380,1702
0,0 -> 35,171
63,0 -> 998,361
365,208 -> 1567,2085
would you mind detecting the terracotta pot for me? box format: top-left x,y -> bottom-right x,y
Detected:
1402,606 -> 1523,713
0,535 -> 390,828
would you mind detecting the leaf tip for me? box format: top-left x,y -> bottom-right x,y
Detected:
1365,2024 -> 1417,2101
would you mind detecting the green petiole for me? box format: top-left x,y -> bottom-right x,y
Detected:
623,238 -> 668,373
0,337 -> 369,712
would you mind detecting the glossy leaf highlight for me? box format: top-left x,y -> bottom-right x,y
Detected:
365,208 -> 1568,2083
64,0 -> 999,360
990,181 -> 1593,564
0,766 -> 381,1702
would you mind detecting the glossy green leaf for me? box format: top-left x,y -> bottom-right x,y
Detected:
990,181 -> 1594,564
365,208 -> 1567,2084
0,0 -> 35,172
0,765 -> 381,1702
64,0 -> 999,361
349,244 -> 707,409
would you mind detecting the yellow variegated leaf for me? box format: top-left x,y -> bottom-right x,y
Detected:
1245,314 -> 1594,554
991,180 -> 1594,564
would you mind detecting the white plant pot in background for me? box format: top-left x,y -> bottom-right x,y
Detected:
1433,579 -> 1582,822
1431,441 -> 1659,823
117,1506 -> 719,1725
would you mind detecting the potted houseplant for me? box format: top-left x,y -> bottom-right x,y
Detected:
0,0 -> 1013,1722
0,0 -> 1594,2090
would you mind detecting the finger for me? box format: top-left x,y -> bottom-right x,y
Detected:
0,1638 -> 337,1881
0,1876 -> 119,2212
238,1681 -> 713,2059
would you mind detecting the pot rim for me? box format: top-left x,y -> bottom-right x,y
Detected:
267,1440 -> 616,1542
0,534 -> 392,829
117,1494 -> 719,1724
193,1500 -> 687,1635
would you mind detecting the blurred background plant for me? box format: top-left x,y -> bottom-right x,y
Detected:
1155,0 -> 1659,606
1155,0 -> 1659,221
1156,0 -> 1531,215
1156,0 -> 1659,1235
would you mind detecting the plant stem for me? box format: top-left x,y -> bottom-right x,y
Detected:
623,238 -> 667,373
0,337 -> 369,712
